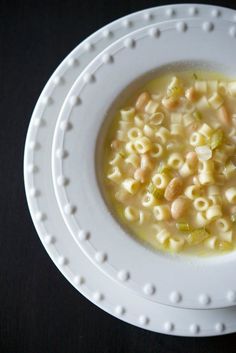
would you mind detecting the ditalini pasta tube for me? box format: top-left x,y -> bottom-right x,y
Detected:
104,72 -> 236,255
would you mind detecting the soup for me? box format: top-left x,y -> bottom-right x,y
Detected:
102,71 -> 236,255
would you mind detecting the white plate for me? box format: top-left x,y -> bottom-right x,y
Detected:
52,17 -> 236,309
24,4 -> 236,336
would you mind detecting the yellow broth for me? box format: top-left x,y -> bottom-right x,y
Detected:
102,71 -> 236,255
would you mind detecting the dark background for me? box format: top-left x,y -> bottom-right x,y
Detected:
2,0 -> 236,352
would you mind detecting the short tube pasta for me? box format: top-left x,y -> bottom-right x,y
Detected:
184,185 -> 201,200
156,229 -> 171,245
120,107 -> 135,121
150,143 -> 163,158
199,172 -> 214,185
145,100 -> 159,114
225,187 -> 236,204
125,141 -> 137,154
169,237 -> 185,252
122,178 -> 140,194
215,218 -> 232,232
152,173 -> 169,189
134,137 -> 152,153
124,206 -> 139,221
153,205 -> 170,221
125,153 -> 140,168
143,124 -> 155,138
142,193 -> 156,207
109,154 -> 122,166
107,167 -> 122,184
155,127 -> 170,144
148,112 -> 165,125
127,127 -> 143,140
198,123 -> 213,138
193,197 -> 209,211
195,212 -> 209,227
167,153 -> 184,169
103,72 -> 236,256
134,115 -> 144,127
179,162 -> 194,177
190,132 -> 205,146
170,124 -> 183,136
206,205 -> 222,221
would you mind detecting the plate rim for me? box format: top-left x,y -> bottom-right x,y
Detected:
24,3 -> 236,336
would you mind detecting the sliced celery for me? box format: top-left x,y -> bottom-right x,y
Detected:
157,163 -> 172,175
167,86 -> 183,98
118,151 -> 126,158
210,129 -> 224,150
217,240 -> 233,251
193,110 -> 202,122
176,222 -> 190,232
187,228 -> 210,245
147,183 -> 164,199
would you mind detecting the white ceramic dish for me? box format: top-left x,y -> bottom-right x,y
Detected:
24,4 -> 236,336
52,17 -> 236,309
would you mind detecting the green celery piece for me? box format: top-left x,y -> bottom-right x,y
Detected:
210,129 -> 224,150
147,183 -> 164,199
187,228 -> 210,245
176,222 -> 190,232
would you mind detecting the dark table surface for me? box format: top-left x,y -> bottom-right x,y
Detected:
2,0 -> 236,352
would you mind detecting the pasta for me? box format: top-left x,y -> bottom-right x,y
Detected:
107,167 -> 122,184
124,206 -> 139,221
155,127 -> 170,144
225,188 -> 236,204
127,127 -> 143,140
120,107 -> 135,121
167,153 -> 184,169
153,205 -> 170,221
143,124 -> 155,138
150,143 -> 163,158
152,173 -> 169,189
142,193 -> 156,207
195,212 -> 209,227
156,228 -> 171,245
184,185 -> 201,200
134,137 -> 152,153
122,178 -> 140,194
193,197 -> 209,211
190,132 -> 205,146
125,154 -> 140,168
103,71 -> 236,255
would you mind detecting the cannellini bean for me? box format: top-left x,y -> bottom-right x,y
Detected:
134,168 -> 149,183
135,92 -> 150,112
164,177 -> 184,201
171,197 -> 188,220
162,96 -> 178,110
186,151 -> 198,168
217,105 -> 231,126
185,87 -> 198,102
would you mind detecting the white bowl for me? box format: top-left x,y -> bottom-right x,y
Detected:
24,4 -> 236,336
52,18 -> 236,309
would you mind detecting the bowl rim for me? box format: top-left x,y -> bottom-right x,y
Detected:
52,17 -> 236,309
